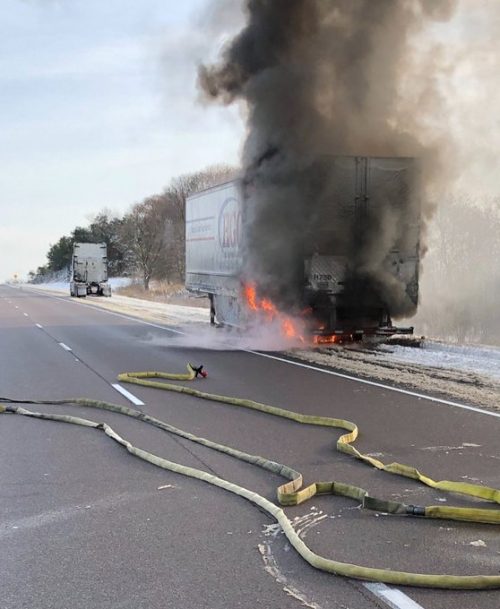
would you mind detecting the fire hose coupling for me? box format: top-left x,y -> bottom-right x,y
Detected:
189,364 -> 208,378
406,505 -> 426,517
0,404 -> 17,413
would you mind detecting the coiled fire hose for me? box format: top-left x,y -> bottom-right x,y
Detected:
2,363 -> 500,589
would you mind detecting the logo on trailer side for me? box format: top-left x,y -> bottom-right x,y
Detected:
218,197 -> 242,257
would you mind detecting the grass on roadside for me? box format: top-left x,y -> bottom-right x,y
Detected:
115,280 -> 209,308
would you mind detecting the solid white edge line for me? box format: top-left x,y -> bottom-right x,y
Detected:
21,286 -> 500,420
58,342 -> 72,352
111,383 -> 145,406
0,296 -> 429,609
9,284 -> 496,609
35,323 -> 43,329
364,583 -> 425,609
246,350 -> 500,419
26,288 -> 185,335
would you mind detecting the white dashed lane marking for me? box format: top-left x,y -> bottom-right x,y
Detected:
364,583 -> 426,609
111,383 -> 145,406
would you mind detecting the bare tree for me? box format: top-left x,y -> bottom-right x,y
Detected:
161,164 -> 238,280
121,196 -> 170,290
33,164 -> 238,290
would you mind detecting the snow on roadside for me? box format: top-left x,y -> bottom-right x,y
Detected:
290,342 -> 500,412
88,293 -> 210,325
28,281 -> 69,293
20,282 -> 500,410
24,282 -> 209,325
27,278 -> 132,293
108,277 -> 133,289
378,341 -> 500,383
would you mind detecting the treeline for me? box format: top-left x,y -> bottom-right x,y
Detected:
31,164 -> 236,289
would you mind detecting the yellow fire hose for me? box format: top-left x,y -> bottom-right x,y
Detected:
2,363 -> 500,589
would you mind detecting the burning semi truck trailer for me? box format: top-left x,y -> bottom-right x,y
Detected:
185,156 -> 420,341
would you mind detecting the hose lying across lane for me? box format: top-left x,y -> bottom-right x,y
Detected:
2,364 -> 500,589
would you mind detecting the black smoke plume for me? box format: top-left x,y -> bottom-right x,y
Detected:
199,0 -> 458,320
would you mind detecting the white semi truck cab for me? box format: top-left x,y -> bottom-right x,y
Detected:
70,242 -> 111,297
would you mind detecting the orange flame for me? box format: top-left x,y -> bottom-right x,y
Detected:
243,283 -> 304,342
244,284 -> 258,311
313,335 -> 338,345
312,334 -> 352,345
242,283 -> 355,345
282,318 -> 297,338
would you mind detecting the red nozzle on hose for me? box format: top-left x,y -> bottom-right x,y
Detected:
190,364 -> 207,378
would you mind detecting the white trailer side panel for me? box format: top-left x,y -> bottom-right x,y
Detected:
185,181 -> 243,296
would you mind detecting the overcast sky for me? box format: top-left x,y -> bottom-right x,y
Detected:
0,0 -> 245,280
2,1 -> 498,281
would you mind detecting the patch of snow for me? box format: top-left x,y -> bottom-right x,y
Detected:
109,277 -> 133,289
103,294 -> 210,324
26,277 -> 132,293
291,341 -> 500,411
469,539 -> 487,547
24,283 -> 209,326
18,282 -> 500,409
30,281 -> 68,293
378,341 -> 500,382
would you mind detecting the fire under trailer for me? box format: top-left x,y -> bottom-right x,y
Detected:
185,156 -> 419,340
70,242 -> 112,298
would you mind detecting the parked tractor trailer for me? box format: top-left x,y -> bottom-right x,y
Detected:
70,242 -> 111,297
185,156 -> 420,340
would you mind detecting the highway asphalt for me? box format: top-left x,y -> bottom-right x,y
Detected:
1,284 -> 499,609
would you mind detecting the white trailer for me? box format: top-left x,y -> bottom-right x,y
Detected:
70,243 -> 111,297
186,180 -> 243,326
185,156 -> 420,339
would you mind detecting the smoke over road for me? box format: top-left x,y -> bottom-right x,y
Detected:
199,0 -> 459,319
